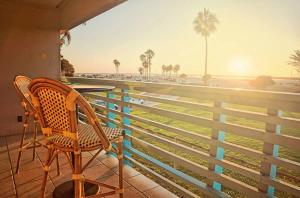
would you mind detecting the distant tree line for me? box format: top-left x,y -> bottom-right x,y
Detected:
139,49 -> 155,80
249,76 -> 275,90
61,58 -> 75,77
161,64 -> 180,79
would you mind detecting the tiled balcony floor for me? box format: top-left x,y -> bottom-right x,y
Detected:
0,135 -> 178,198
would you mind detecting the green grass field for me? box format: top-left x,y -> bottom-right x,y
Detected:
87,91 -> 300,197
128,98 -> 300,198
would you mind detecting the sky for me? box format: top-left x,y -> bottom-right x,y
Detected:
62,0 -> 300,77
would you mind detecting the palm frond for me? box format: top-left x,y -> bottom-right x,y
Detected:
193,8 -> 219,37
60,31 -> 71,46
288,50 -> 300,70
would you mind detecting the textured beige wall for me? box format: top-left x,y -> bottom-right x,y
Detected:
0,2 -> 60,135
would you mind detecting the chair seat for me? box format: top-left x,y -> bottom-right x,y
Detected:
49,124 -> 123,151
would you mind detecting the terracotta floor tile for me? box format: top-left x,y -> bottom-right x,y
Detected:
35,147 -> 50,162
0,159 -> 11,172
144,186 -> 178,198
0,177 -> 16,197
84,164 -> 115,180
126,174 -> 159,192
0,168 -> 13,180
50,165 -> 72,187
12,157 -> 41,172
98,155 -> 119,169
6,135 -> 23,150
0,137 -> 7,150
14,166 -> 44,185
112,164 -> 141,179
17,178 -> 54,198
0,150 -> 9,160
105,186 -> 146,198
82,155 -> 102,168
97,174 -> 130,189
9,149 -> 34,164
0,135 -> 179,198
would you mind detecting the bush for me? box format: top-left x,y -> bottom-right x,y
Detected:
249,76 -> 275,90
202,74 -> 212,82
61,58 -> 75,77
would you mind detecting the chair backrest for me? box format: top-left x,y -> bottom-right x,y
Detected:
28,77 -> 111,150
14,75 -> 34,112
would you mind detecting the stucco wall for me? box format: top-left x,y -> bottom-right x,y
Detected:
0,2 -> 61,135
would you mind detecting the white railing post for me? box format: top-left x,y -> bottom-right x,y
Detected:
259,109 -> 282,196
106,92 -> 116,128
208,101 -> 226,191
121,89 -> 132,160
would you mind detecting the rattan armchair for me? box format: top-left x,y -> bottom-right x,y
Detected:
13,75 -> 60,175
28,78 -> 124,198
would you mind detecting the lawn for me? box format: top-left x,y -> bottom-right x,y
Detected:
87,90 -> 300,197
128,97 -> 300,198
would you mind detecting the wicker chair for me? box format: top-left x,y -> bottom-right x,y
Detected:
13,75 -> 60,175
28,77 -> 124,198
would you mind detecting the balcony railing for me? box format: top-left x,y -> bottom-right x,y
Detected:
68,77 -> 300,198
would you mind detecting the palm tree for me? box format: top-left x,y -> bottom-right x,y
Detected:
145,49 -> 155,79
60,31 -> 71,46
140,54 -> 149,80
173,64 -> 180,78
289,50 -> 300,73
161,65 -> 167,79
167,65 -> 173,78
194,8 -> 219,84
113,59 -> 120,76
60,31 -> 71,79
138,67 -> 144,77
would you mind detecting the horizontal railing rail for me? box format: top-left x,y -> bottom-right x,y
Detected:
70,77 -> 300,198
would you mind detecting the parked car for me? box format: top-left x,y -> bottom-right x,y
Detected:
129,97 -> 144,105
94,99 -> 118,110
94,99 -> 106,106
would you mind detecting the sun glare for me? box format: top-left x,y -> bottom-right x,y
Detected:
229,57 -> 251,76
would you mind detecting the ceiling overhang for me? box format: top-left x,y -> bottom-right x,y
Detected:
1,0 -> 127,31
59,0 -> 127,31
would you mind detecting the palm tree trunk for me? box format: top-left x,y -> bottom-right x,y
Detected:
149,65 -> 151,80
204,36 -> 208,85
205,36 -> 208,76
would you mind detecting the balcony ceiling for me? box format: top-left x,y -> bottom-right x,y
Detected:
1,0 -> 126,30
2,0 -> 65,9
19,0 -> 64,8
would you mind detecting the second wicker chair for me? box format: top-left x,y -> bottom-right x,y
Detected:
28,78 -> 124,198
14,75 -> 60,175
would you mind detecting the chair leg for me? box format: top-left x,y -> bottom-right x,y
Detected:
118,136 -> 124,198
32,119 -> 38,160
56,154 -> 60,176
15,113 -> 29,174
40,147 -> 53,198
73,152 -> 83,198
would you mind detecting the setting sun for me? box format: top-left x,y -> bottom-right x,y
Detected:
229,57 -> 251,75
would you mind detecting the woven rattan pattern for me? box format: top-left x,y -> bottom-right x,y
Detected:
49,124 -> 122,150
38,88 -> 70,131
18,77 -> 30,95
15,76 -> 33,108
